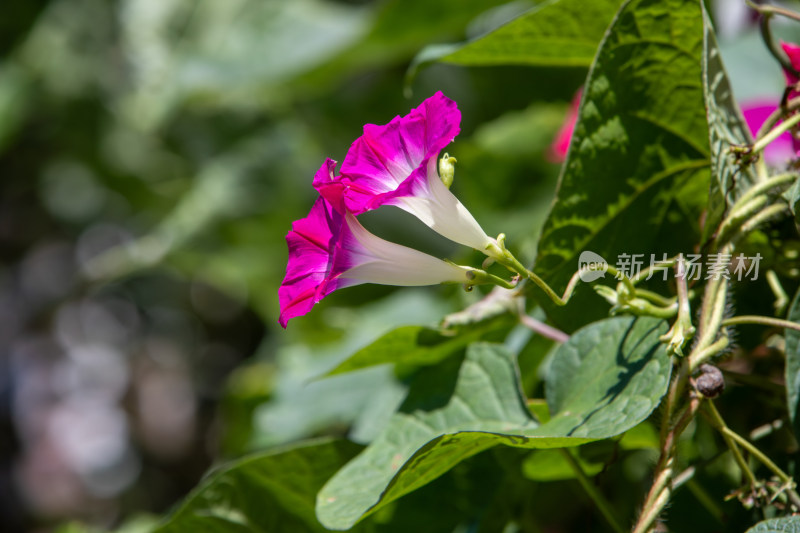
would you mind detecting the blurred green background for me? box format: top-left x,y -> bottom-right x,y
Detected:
0,0 -> 578,531
1,0 -> 792,531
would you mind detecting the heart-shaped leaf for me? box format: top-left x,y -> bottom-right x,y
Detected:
316,316 -> 670,529
533,0 -> 713,329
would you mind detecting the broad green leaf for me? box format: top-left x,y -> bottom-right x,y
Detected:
325,318 -> 510,377
533,0 -> 711,329
408,0 -> 621,83
702,6 -> 758,242
745,516 -> 800,533
537,316 -> 670,439
153,439 -> 363,533
317,316 -> 670,529
785,287 -> 800,441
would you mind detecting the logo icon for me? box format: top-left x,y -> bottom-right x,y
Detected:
578,251 -> 607,282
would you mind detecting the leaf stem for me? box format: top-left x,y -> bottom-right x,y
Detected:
700,401 -> 758,489
734,172 -> 797,206
721,315 -> 800,332
755,96 -> 800,141
516,306 -> 570,343
635,288 -> 677,308
689,334 -> 729,373
714,195 -> 768,248
694,262 -> 729,356
714,173 -> 796,248
738,203 -> 790,236
766,270 -> 789,314
752,112 -> 800,154
559,448 -> 626,533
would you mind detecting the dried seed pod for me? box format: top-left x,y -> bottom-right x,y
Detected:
695,364 -> 725,398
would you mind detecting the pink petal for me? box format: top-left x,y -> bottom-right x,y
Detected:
331,91 -> 460,214
279,158 -> 473,327
278,190 -> 355,328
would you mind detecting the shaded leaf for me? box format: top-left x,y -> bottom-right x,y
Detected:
407,0 -> 622,85
785,287 -> 800,441
745,516 -> 800,533
702,6 -> 758,242
540,316 -> 670,438
317,316 -> 670,529
533,0 -> 711,330
154,439 -> 363,533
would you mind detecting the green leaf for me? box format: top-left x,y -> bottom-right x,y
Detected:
745,516 -> 800,533
539,316 -> 670,438
702,6 -> 758,241
154,439 -> 363,533
407,0 -> 622,84
785,287 -> 800,441
317,316 -> 670,529
785,176 -> 800,226
325,318 -> 510,376
533,0 -> 711,330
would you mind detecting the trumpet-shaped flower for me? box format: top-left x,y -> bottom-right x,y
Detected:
314,92 -> 498,255
279,161 -> 472,327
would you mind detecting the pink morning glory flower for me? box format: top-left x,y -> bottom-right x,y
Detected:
279,160 -> 472,327
315,92 -> 498,256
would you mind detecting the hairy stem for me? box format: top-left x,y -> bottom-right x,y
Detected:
689,334 -> 730,373
633,398 -> 699,533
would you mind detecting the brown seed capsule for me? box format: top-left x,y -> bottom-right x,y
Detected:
695,364 -> 725,398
